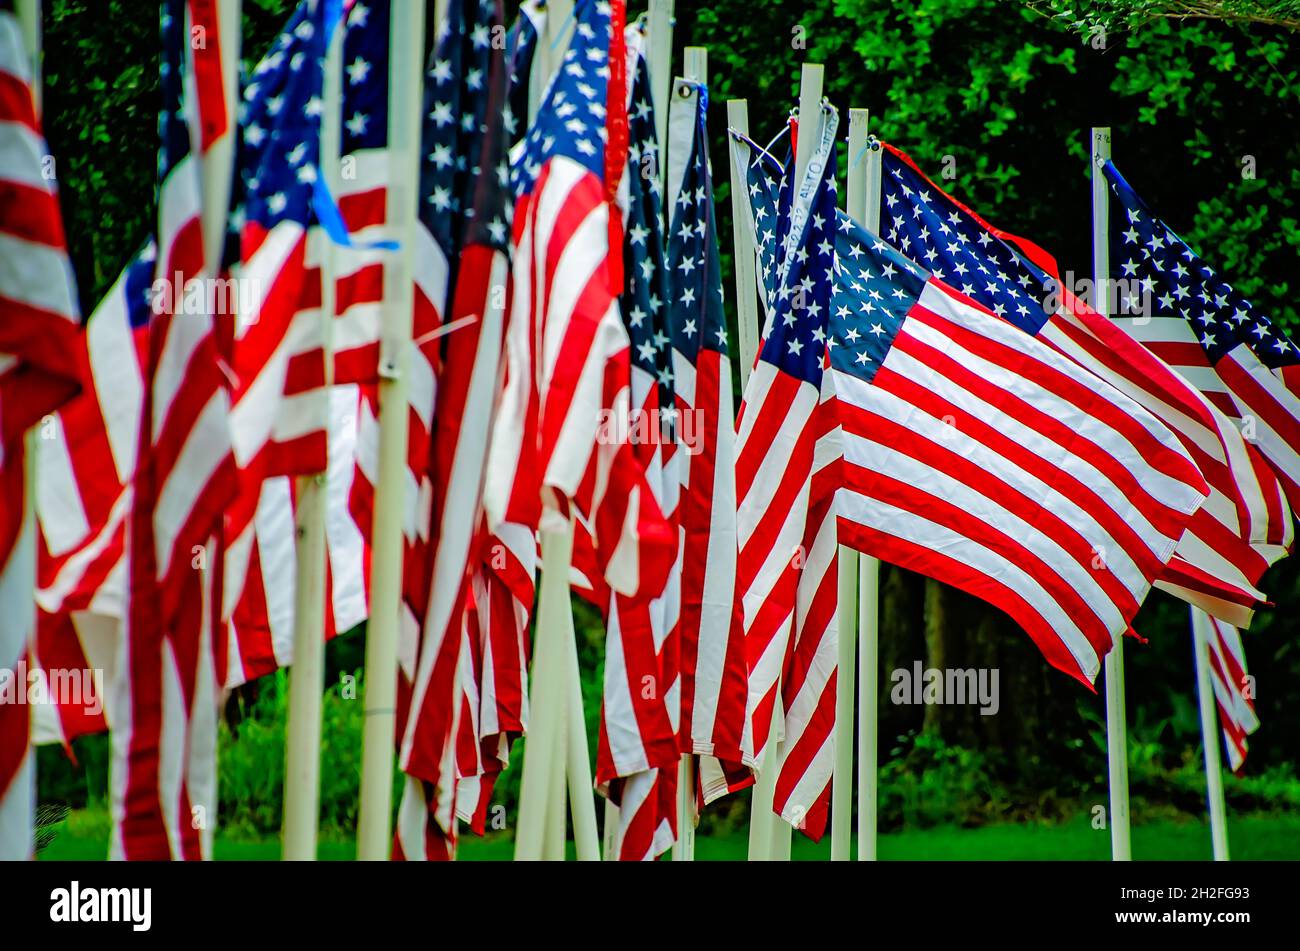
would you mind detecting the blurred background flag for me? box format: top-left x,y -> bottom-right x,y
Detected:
1103,160 -> 1300,518
0,0 -> 82,861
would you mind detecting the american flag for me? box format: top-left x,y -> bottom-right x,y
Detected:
220,0 -> 383,688
594,32 -> 682,862
0,0 -> 82,859
1193,609 -> 1258,772
503,0 -> 543,141
879,145 -> 1292,628
112,0 -> 236,861
219,0 -> 345,687
34,245 -> 154,748
390,0 -> 513,862
664,77 -> 749,806
450,0 -> 548,832
1103,160 -> 1300,519
728,104 -> 842,841
483,0 -> 672,604
735,120 -> 844,838
794,168 -> 1210,686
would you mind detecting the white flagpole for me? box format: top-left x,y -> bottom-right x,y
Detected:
724,95 -> 767,856
725,93 -> 771,859
829,107 -> 870,862
727,99 -> 761,386
282,7 -> 341,861
16,0 -> 39,112
1191,608 -> 1231,861
514,522 -> 569,859
646,0 -> 674,193
355,0 -> 428,860
564,609 -> 600,860
1090,125 -> 1132,861
855,132 -> 883,862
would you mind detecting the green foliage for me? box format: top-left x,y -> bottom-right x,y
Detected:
218,664 -> 379,838
682,0 -> 1300,346
881,731 -> 998,828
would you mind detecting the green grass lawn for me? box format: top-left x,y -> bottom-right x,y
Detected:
36,808 -> 1300,860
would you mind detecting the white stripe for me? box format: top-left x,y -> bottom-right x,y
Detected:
839,488 -> 1101,682
0,231 -> 78,319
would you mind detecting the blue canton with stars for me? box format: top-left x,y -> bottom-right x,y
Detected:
744,140 -> 931,385
418,0 -> 511,257
504,0 -> 542,149
1104,160 -> 1298,370
511,0 -> 613,196
739,123 -> 838,386
668,81 -> 728,364
829,210 -> 929,383
340,1 -> 390,158
158,0 -> 193,192
235,0 -> 328,234
879,146 -> 1056,336
620,50 -> 673,413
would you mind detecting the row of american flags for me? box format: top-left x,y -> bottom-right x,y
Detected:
1,0 -> 1292,860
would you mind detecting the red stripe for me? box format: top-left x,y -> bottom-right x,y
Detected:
186,0 -> 229,149
0,179 -> 66,248
839,515 -> 1098,686
0,67 -> 38,132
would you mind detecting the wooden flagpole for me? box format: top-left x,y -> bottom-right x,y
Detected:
856,131 -> 883,863
1090,125 -> 1132,862
670,45 -> 709,863
356,0 -> 428,860
282,4 -> 341,861
1191,607 -> 1231,860
829,107 -> 870,862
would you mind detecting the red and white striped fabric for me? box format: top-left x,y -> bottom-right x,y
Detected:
586,28 -> 685,863
1197,610 -> 1258,772
1048,297 -> 1288,629
219,386 -> 370,688
877,145 -> 1291,629
389,0 -> 516,860
32,246 -> 153,749
767,368 -> 840,839
0,0 -> 88,860
664,72 -> 750,814
1101,160 -> 1300,523
111,0 -> 235,861
729,106 -> 842,806
822,226 -> 1209,686
483,0 -> 672,606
